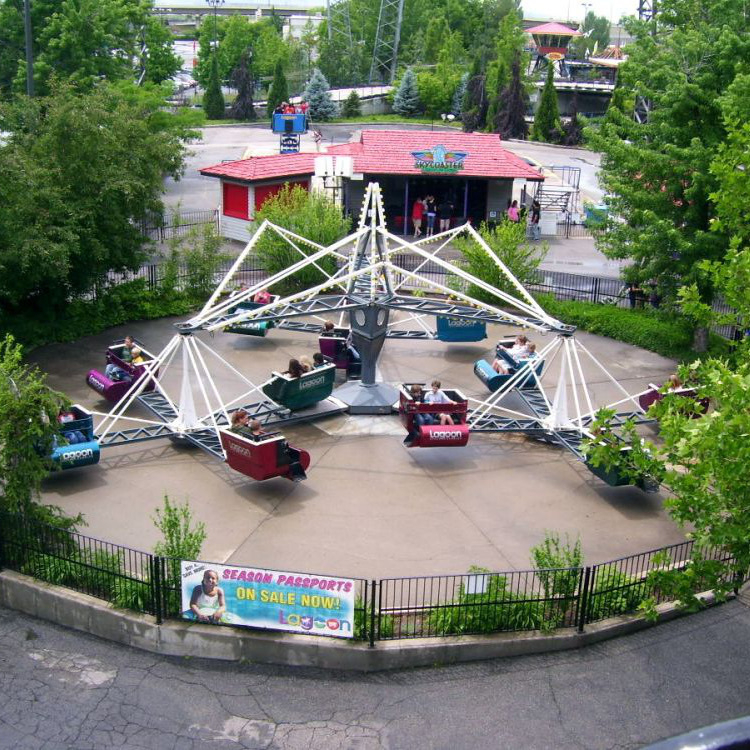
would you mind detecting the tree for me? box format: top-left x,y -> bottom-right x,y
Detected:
560,94 -> 583,146
203,52 -> 225,120
254,185 -> 351,295
141,16 -> 182,85
230,48 -> 256,121
451,72 -> 469,117
392,68 -> 421,116
485,11 -> 527,133
586,2 -> 750,347
461,57 -> 488,132
303,68 -> 337,121
532,65 -> 560,143
28,0 -> 150,94
423,15 -> 451,64
341,90 -> 361,118
266,60 -> 288,116
0,81 -> 190,315
451,220 -> 547,301
0,334 -> 77,527
493,51 -> 528,139
569,12 -> 611,60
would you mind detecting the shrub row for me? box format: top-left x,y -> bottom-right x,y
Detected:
537,295 -> 730,361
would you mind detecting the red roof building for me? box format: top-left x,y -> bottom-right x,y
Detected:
200,129 -> 544,241
527,22 -> 581,58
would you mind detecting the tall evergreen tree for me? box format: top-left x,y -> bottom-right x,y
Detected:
494,52 -> 528,140
230,49 -> 256,121
393,68 -> 421,116
342,90 -> 362,118
266,60 -> 288,116
203,52 -> 225,120
461,58 -> 488,132
303,68 -> 337,121
451,72 -> 469,117
531,65 -> 560,142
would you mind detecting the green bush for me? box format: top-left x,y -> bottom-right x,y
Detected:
426,568 -> 544,635
586,564 -> 644,621
537,295 -> 731,361
254,184 -> 351,296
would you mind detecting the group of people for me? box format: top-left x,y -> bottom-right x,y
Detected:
284,353 -> 329,379
104,335 -> 146,382
411,196 -> 454,238
230,409 -> 265,438
506,199 -> 542,241
403,380 -> 458,445
272,101 -> 309,116
491,334 -> 539,375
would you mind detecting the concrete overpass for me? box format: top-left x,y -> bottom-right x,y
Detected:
153,0 -> 322,15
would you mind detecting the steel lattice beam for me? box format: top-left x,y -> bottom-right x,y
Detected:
368,0 -> 404,83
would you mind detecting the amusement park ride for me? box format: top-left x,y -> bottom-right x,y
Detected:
55,183 -> 660,487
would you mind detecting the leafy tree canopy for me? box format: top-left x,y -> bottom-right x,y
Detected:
587,0 -> 750,312
0,81 -> 191,314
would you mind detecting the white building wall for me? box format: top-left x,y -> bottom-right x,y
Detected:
486,180 -> 513,222
220,214 -> 254,242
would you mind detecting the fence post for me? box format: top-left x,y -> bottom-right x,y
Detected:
152,555 -> 163,625
592,277 -> 600,304
369,579 -> 377,648
577,566 -> 592,633
148,264 -> 157,292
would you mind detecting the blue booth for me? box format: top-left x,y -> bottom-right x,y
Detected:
272,113 -> 308,134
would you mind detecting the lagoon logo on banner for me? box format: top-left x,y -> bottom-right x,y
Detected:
411,144 -> 467,174
180,561 -> 356,638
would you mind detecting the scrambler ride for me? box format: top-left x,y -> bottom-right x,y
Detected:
70,182 -> 669,489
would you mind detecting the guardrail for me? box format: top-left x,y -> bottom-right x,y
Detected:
0,512 -> 739,644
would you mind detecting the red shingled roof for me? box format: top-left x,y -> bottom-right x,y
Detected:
527,22 -> 581,36
199,130 -> 543,182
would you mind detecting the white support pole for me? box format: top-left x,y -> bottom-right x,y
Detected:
570,337 -> 595,419
381,230 -> 557,326
573,338 -> 645,414
184,337 -> 225,455
385,261 -> 549,333
189,336 -> 232,428
564,337 -> 584,429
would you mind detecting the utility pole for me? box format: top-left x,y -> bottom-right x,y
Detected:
205,0 -> 225,51
24,0 -> 34,96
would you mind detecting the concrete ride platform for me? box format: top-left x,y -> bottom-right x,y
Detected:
31,313 -> 689,581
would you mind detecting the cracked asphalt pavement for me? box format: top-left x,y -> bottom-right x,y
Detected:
2,602 -> 750,749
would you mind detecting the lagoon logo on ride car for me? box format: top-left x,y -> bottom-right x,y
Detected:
299,375 -> 325,390
87,374 -> 106,393
229,442 -> 252,458
446,318 -> 477,328
411,145 -> 467,174
60,448 -> 94,463
428,430 -> 463,441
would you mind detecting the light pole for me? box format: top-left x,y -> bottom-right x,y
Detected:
205,0 -> 225,50
581,2 -> 592,22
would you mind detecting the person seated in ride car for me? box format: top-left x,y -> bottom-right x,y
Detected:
321,320 -> 336,336
248,419 -> 265,439
424,379 -> 456,426
58,409 -> 86,444
299,355 -> 313,373
286,358 -> 305,379
105,335 -> 135,380
313,352 -> 331,368
130,347 -> 145,365
253,288 -> 272,304
492,335 -> 530,374
517,342 -> 538,363
230,409 -> 250,433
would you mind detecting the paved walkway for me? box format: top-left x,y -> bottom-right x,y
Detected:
32,315 -> 684,581
2,600 -> 750,749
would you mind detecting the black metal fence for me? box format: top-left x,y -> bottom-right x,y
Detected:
0,513 -> 739,643
137,209 -> 220,242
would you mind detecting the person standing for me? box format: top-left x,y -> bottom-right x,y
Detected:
437,197 -> 453,232
507,199 -> 520,223
411,196 -> 425,237
425,195 -> 437,237
529,199 -> 541,241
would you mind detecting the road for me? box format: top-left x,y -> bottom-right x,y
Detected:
2,601 -> 749,749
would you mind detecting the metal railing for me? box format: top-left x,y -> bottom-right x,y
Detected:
0,512 -> 740,643
137,209 -> 220,242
